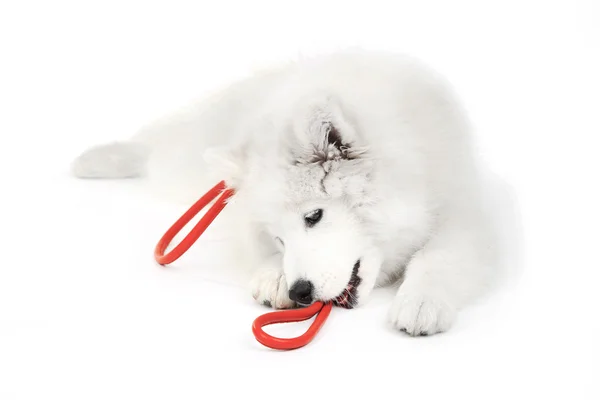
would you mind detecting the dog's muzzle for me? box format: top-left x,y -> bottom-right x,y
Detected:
332,260 -> 362,309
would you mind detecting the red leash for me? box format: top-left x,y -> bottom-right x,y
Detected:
154,180 -> 234,265
252,301 -> 332,350
154,180 -> 332,350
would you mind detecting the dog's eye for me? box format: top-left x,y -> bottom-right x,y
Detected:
304,209 -> 323,227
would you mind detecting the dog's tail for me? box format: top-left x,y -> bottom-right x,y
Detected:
68,108 -> 242,205
69,65 -> 288,205
70,141 -> 150,179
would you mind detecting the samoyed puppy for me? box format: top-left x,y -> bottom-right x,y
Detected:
72,49 -> 497,336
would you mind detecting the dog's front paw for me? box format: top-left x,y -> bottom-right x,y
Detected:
387,286 -> 456,336
250,267 -> 295,309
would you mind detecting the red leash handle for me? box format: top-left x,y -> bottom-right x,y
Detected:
154,180 -> 333,350
252,301 -> 333,350
154,181 -> 234,265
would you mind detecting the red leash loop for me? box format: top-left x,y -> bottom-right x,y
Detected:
154,181 -> 234,265
154,180 -> 333,350
252,301 -> 333,350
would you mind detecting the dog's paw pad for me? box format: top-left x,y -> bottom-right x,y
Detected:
250,267 -> 295,309
387,288 -> 456,336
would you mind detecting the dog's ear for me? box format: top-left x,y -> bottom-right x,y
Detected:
288,95 -> 367,165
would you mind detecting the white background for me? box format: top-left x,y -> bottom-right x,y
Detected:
1,1 -> 599,399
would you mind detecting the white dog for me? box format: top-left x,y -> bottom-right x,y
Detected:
72,49 -> 496,336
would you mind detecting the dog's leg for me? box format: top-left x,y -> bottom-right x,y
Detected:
387,204 -> 494,336
249,253 -> 295,309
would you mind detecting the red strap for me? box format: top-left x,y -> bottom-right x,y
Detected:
252,301 -> 333,350
153,180 -> 333,350
154,181 -> 234,265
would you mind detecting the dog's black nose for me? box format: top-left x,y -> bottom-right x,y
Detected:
288,280 -> 313,305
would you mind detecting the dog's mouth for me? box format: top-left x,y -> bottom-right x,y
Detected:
332,260 -> 362,309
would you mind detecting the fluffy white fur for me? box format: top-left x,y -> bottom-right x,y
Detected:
72,49 -> 496,336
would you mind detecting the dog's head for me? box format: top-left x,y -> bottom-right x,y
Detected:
208,94 -> 383,308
